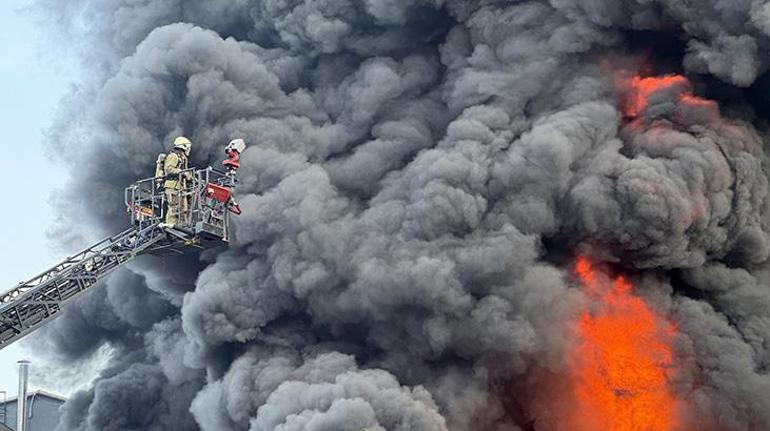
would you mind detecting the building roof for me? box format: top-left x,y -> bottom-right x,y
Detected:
0,390 -> 66,404
0,423 -> 11,431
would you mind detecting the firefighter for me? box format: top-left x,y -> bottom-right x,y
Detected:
162,136 -> 192,227
152,153 -> 167,218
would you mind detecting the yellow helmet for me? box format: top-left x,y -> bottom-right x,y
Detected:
173,136 -> 192,156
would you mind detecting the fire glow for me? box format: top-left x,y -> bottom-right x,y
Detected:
564,257 -> 681,431
621,74 -> 718,122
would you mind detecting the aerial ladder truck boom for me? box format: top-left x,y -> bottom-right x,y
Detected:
0,140 -> 246,351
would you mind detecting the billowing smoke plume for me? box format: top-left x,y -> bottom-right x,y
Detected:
27,0 -> 770,430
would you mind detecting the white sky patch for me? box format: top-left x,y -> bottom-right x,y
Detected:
0,0 -> 86,398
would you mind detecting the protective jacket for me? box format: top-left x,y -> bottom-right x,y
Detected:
163,149 -> 189,190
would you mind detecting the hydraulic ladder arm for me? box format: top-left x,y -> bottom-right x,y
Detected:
0,140 -> 246,351
0,224 -> 168,348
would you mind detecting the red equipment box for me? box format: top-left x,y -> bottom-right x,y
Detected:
205,183 -> 232,203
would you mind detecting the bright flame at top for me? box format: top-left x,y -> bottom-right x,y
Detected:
621,74 -> 718,122
565,257 -> 682,431
624,75 -> 688,118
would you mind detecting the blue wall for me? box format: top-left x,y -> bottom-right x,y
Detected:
0,394 -> 64,431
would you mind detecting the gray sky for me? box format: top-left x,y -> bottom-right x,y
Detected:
0,0 -> 73,397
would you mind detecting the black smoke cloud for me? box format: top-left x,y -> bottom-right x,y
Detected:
26,0 -> 770,430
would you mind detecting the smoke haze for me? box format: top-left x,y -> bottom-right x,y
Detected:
27,0 -> 770,430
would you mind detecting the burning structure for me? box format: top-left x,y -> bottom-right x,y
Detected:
22,0 -> 770,430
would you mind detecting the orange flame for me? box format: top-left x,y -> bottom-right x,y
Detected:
565,257 -> 681,431
624,75 -> 688,118
621,74 -> 718,122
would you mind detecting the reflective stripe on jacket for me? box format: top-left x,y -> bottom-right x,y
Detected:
163,150 -> 188,190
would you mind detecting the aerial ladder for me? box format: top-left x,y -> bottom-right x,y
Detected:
0,140 -> 247,351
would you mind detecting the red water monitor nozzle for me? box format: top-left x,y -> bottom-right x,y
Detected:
223,138 -> 246,171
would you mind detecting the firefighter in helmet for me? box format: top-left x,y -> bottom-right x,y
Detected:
162,136 -> 192,227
